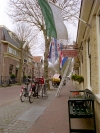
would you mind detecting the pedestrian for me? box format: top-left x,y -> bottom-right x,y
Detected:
59,75 -> 62,81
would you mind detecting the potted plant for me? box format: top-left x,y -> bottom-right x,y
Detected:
71,74 -> 84,84
77,75 -> 84,84
23,75 -> 26,79
10,74 -> 16,83
28,75 -> 31,79
23,75 -> 26,83
71,74 -> 77,81
10,74 -> 16,79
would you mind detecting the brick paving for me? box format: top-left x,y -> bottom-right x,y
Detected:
28,80 -> 94,133
28,80 -> 71,133
0,80 -> 94,133
0,85 -> 56,133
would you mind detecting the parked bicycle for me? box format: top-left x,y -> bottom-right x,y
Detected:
20,78 -> 38,103
28,79 -> 39,103
20,77 -> 47,103
35,77 -> 45,98
41,83 -> 48,98
20,82 -> 30,102
1,78 -> 12,87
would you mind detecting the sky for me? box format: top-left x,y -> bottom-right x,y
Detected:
0,1 -> 78,56
0,0 -> 14,31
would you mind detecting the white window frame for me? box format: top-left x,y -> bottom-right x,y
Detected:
8,47 -> 13,54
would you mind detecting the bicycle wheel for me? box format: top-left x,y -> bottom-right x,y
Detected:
20,91 -> 26,102
29,91 -> 34,103
1,81 -> 7,87
35,84 -> 39,98
42,84 -> 48,98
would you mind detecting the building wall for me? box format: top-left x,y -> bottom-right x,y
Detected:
0,43 -> 8,77
0,27 -> 43,83
91,15 -> 100,133
81,15 -> 100,133
90,16 -> 99,94
83,41 -> 87,89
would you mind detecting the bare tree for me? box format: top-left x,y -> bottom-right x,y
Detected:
50,0 -> 81,24
7,0 -> 80,89
14,23 -> 33,84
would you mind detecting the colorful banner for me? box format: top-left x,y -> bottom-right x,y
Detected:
48,38 -> 58,64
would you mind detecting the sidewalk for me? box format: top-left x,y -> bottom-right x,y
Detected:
28,80 -> 94,133
28,80 -> 73,133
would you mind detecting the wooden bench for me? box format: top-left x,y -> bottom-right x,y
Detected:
68,89 -> 96,133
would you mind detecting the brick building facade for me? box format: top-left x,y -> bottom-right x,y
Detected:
0,26 -> 43,84
75,0 -> 100,132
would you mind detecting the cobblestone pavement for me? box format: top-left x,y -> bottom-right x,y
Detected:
0,89 -> 56,133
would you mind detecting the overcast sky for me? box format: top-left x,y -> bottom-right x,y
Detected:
0,0 -> 14,31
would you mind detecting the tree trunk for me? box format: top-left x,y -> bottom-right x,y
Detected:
19,47 -> 23,85
43,30 -> 51,90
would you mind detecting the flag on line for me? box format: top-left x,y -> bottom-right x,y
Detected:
38,0 -> 68,39
62,57 -> 68,67
59,44 -> 68,70
59,42 -> 63,69
49,2 -> 68,39
38,0 -> 57,38
48,38 -> 58,64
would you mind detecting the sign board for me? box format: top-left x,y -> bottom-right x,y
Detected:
62,50 -> 78,57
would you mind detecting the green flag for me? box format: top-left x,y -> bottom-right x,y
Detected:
38,0 -> 57,38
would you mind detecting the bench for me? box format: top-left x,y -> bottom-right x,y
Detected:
68,89 -> 96,133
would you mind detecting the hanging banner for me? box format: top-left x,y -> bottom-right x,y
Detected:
48,38 -> 58,64
62,50 -> 78,57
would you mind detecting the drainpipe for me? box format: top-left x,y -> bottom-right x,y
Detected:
2,54 -> 4,77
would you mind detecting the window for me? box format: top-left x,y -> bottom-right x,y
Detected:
23,59 -> 27,63
35,62 -> 37,67
9,64 -> 13,75
8,46 -> 19,57
16,51 -> 19,56
13,49 -> 16,55
28,58 -> 31,63
8,47 -> 12,54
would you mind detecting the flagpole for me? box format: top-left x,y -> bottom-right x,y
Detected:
64,15 -> 91,28
49,1 -> 91,28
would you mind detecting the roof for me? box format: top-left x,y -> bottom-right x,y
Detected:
1,26 -> 21,48
33,56 -> 43,63
0,26 -> 32,56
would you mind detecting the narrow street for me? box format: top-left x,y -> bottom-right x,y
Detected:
0,84 -> 56,133
0,85 -> 21,107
